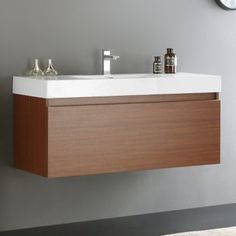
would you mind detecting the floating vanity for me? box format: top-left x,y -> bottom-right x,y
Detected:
13,73 -> 221,178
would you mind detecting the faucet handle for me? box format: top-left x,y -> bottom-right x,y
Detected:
102,49 -> 111,56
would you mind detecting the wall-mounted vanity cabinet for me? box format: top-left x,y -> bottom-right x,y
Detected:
13,73 -> 221,178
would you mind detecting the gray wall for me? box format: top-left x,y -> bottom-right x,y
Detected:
0,0 -> 235,231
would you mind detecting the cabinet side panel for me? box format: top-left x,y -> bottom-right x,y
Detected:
13,95 -> 48,176
48,100 -> 220,177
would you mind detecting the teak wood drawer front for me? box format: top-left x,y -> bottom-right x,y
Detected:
47,100 -> 220,177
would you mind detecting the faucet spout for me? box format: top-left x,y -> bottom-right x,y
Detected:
102,49 -> 119,75
112,55 -> 120,60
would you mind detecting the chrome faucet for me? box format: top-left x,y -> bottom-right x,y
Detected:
102,49 -> 120,75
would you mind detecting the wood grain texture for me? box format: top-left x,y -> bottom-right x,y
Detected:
47,93 -> 217,107
13,95 -> 48,176
47,99 -> 220,177
13,94 -> 220,177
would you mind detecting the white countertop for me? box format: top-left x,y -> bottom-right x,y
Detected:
13,73 -> 221,99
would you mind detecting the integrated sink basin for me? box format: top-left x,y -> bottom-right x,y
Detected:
13,73 -> 221,99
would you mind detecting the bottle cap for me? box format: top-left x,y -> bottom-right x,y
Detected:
167,48 -> 173,53
155,56 -> 161,61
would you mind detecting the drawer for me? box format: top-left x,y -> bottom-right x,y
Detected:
48,100 -> 220,177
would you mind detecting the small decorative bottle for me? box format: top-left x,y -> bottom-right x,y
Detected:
164,48 -> 177,74
29,59 -> 44,76
44,59 -> 58,76
153,56 -> 162,74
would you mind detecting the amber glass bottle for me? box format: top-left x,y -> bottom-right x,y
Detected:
164,48 -> 177,74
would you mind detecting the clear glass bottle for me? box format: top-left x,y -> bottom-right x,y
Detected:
44,59 -> 58,76
153,56 -> 162,74
29,59 -> 44,76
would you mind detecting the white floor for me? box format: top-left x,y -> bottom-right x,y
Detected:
163,226 -> 236,236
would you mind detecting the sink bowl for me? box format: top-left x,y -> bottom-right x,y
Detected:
31,74 -> 154,80
13,73 -> 221,99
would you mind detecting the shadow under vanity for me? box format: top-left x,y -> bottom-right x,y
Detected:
12,73 -> 221,178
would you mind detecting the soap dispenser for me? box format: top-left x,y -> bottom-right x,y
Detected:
164,48 -> 177,74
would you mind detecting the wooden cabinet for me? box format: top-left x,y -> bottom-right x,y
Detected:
14,93 -> 220,178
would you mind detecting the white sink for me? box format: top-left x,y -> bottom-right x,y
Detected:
13,73 -> 221,99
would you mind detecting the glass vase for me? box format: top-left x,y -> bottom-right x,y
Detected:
44,59 -> 58,76
28,59 -> 44,77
